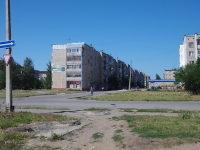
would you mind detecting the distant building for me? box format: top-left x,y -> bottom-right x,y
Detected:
163,69 -> 176,80
179,33 -> 200,67
34,70 -> 47,80
148,79 -> 176,89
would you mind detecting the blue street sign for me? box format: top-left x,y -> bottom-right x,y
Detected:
0,40 -> 15,49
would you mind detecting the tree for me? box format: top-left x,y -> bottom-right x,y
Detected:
174,58 -> 200,95
23,57 -> 35,89
0,59 -> 6,89
108,72 -> 121,90
44,61 -> 52,89
11,57 -> 23,89
156,73 -> 161,80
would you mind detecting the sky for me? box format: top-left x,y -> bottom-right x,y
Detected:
0,0 -> 200,79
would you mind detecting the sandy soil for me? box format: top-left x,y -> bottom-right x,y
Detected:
19,108 -> 200,150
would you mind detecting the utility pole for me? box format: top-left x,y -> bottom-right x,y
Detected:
128,60 -> 132,90
6,0 -> 13,111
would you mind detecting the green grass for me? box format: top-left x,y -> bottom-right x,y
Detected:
51,133 -> 64,141
18,106 -> 69,110
0,89 -> 84,98
92,132 -> 104,139
84,107 -> 111,112
115,129 -> 123,133
89,91 -> 200,101
0,112 -> 76,149
112,134 -> 123,142
0,112 -> 76,129
24,145 -> 61,150
121,114 -> 200,145
120,108 -> 200,114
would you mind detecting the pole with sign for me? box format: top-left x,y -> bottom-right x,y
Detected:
5,0 -> 13,111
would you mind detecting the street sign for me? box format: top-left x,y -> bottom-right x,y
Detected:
3,54 -> 11,65
0,40 -> 15,49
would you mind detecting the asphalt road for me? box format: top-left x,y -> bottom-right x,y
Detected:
0,90 -> 200,110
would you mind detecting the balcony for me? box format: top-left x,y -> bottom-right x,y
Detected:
66,77 -> 81,81
67,53 -> 81,56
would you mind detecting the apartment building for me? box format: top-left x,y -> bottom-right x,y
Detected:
99,51 -> 114,90
179,33 -> 200,67
164,69 -> 176,80
52,42 -> 147,90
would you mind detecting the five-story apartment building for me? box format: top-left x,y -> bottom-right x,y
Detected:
52,42 -> 147,90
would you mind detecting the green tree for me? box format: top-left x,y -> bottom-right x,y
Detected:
156,73 -> 161,80
44,61 -> 52,89
11,57 -> 23,89
0,59 -> 6,89
174,58 -> 200,95
23,57 -> 35,89
108,72 -> 121,90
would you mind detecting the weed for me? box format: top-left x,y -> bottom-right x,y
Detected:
92,132 -> 104,139
115,129 -> 123,133
84,107 -> 110,112
181,112 -> 192,119
112,116 -> 120,121
112,134 -> 123,142
51,133 -> 64,141
122,144 -> 126,148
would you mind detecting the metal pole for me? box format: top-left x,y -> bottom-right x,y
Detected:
6,0 -> 13,111
128,60 -> 132,90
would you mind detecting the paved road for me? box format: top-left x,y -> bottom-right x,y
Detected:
1,90 -> 200,110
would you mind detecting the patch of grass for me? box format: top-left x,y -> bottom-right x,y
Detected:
89,91 -> 200,101
112,134 -> 123,142
0,130 -> 28,150
0,112 -> 76,129
121,114 -> 200,146
115,129 -> 123,133
111,116 -> 120,121
84,107 -> 110,112
51,133 -> 64,141
79,97 -> 89,100
25,145 -> 60,150
18,106 -> 69,110
120,108 -> 200,114
41,145 -> 60,150
0,112 -> 77,148
0,89 -> 84,98
92,132 -> 104,139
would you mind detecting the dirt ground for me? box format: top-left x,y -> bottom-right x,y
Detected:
17,108 -> 200,150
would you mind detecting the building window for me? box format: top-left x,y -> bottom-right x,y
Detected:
197,40 -> 200,45
72,49 -> 77,53
67,49 -> 71,53
67,65 -> 81,69
189,51 -> 194,56
189,42 -> 194,48
67,56 -> 81,61
67,72 -> 81,77
190,61 -> 194,64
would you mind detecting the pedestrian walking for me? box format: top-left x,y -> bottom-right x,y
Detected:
90,86 -> 93,96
